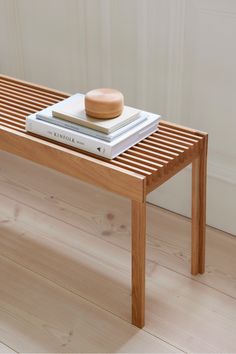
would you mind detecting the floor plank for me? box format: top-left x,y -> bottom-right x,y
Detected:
0,151 -> 236,353
0,151 -> 235,298
0,342 -> 16,354
0,195 -> 236,352
0,255 -> 178,353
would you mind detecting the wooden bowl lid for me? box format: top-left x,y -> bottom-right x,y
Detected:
85,88 -> 124,119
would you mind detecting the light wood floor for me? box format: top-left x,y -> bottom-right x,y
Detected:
0,151 -> 235,353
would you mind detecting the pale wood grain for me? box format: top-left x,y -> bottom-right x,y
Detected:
132,200 -> 146,328
192,156 -> 200,275
0,84 -> 59,104
159,120 -> 208,137
85,88 -> 124,119
0,128 -> 145,202
0,342 -> 17,354
0,152 -> 235,299
0,80 -> 66,101
0,256 -> 179,354
0,165 -> 236,352
0,74 -> 69,98
191,134 -> 208,275
199,135 -> 208,273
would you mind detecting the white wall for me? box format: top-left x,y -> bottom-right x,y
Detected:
0,0 -> 236,235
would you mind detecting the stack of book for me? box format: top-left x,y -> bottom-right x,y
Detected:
26,93 -> 161,159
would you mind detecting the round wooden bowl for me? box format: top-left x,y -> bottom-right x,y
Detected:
85,88 -> 124,119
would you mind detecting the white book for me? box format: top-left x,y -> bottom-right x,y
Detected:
26,112 -> 160,159
36,109 -> 147,142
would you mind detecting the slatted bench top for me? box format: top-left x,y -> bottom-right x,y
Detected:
0,75 -> 207,201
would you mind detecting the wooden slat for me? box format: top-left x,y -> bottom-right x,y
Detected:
116,155 -> 157,172
0,115 -> 25,127
0,92 -> 46,110
159,125 -> 203,140
143,138 -> 184,154
0,90 -> 54,107
134,144 -> 178,163
159,120 -> 206,137
158,128 -> 199,143
134,144 -> 177,159
120,150 -> 163,169
126,149 -> 168,165
0,121 -> 24,132
147,135 -> 190,150
0,113 -> 25,124
0,98 -> 37,114
111,160 -> 152,176
116,156 -> 158,172
0,105 -> 28,118
0,75 -> 68,98
0,85 -> 58,105
0,79 -> 66,101
153,132 -> 193,147
0,109 -> 26,120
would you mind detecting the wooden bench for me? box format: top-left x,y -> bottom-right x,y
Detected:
0,75 -> 208,328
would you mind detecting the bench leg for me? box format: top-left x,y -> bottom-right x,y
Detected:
191,138 -> 208,275
131,200 -> 146,328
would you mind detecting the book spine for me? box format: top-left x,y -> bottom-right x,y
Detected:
26,116 -> 112,159
36,114 -> 112,141
53,111 -> 107,134
36,114 -> 147,142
